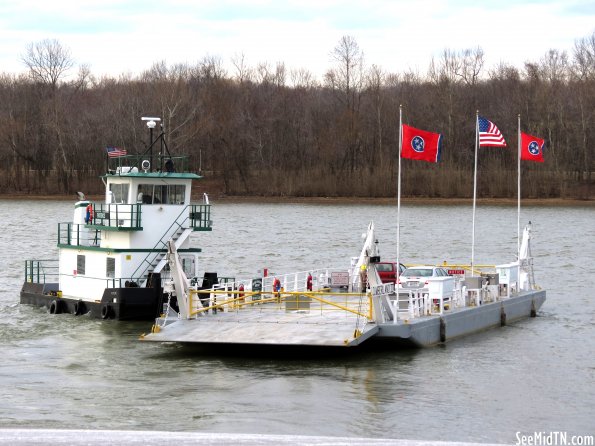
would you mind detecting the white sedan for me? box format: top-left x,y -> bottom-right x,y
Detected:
397,266 -> 450,289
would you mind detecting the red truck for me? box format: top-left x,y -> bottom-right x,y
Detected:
375,262 -> 406,284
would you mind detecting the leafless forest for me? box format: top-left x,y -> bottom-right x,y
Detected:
0,34 -> 593,199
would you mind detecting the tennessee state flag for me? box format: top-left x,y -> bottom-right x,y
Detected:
520,132 -> 545,163
401,124 -> 443,163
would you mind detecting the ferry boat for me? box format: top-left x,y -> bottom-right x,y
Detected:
140,221 -> 546,348
20,118 -> 213,320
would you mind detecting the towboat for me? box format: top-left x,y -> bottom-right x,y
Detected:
20,118 -> 213,320
140,221 -> 546,348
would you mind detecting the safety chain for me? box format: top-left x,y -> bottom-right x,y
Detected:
160,291 -> 172,327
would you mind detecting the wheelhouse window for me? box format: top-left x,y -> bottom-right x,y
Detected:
77,255 -> 86,275
109,183 -> 129,204
137,184 -> 185,205
106,257 -> 115,278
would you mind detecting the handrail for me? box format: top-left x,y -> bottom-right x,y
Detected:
58,223 -> 101,247
190,204 -> 212,231
107,154 -> 191,174
91,203 -> 142,230
187,289 -> 373,320
57,273 -> 151,289
129,204 -> 196,282
24,260 -> 59,284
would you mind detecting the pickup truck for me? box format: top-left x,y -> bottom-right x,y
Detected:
375,262 -> 406,284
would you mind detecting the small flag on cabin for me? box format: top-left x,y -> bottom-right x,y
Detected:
106,146 -> 127,158
520,132 -> 545,163
401,124 -> 443,163
478,116 -> 507,147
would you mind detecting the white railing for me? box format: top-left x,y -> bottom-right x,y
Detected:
188,263 -> 530,324
201,267 -> 350,296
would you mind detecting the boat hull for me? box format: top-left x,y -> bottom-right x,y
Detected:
372,289 -> 546,348
20,282 -> 163,321
141,289 -> 546,348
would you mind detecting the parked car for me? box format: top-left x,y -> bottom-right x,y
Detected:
375,262 -> 406,284
397,266 -> 450,289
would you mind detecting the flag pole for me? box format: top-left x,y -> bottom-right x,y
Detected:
471,111 -> 479,276
396,105 -> 403,280
517,114 -> 521,260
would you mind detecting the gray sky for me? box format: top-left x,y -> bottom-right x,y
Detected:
1,0 -> 593,80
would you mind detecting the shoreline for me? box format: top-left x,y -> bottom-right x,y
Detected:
0,193 -> 593,207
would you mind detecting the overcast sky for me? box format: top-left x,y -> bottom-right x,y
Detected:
0,0 -> 593,80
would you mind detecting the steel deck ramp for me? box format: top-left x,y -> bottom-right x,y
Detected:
141,309 -> 379,347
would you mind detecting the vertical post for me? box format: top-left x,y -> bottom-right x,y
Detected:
471,111 -> 479,276
517,114 -> 521,260
517,114 -> 522,290
396,105 -> 403,281
149,126 -> 154,173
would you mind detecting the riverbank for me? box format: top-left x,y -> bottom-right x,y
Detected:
1,193 -> 594,207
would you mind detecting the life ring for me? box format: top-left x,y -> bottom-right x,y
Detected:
101,304 -> 112,319
73,300 -> 86,316
49,299 -> 62,315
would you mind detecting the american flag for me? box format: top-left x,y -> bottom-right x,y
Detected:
106,146 -> 128,157
478,116 -> 507,147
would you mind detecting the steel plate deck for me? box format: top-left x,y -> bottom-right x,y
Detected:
142,303 -> 377,346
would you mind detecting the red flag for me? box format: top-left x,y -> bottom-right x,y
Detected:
520,132 -> 545,162
401,124 -> 442,163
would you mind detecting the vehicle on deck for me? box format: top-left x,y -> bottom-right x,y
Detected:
375,262 -> 406,284
397,266 -> 450,289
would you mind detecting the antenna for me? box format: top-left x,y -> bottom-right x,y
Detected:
141,117 -> 161,172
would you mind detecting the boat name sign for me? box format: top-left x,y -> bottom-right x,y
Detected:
372,283 -> 395,296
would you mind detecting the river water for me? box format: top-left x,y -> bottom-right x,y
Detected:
0,199 -> 593,443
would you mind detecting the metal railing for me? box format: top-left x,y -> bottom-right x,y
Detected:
24,260 -> 59,284
55,272 -> 154,290
107,154 -> 191,175
91,203 -> 142,230
186,289 -> 373,321
58,223 -> 101,247
189,204 -> 212,231
129,203 -> 212,283
129,205 -> 192,283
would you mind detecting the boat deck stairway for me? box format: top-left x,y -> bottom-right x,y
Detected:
132,203 -> 211,287
141,290 -> 379,347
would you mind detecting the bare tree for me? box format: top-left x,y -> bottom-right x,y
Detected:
571,31 -> 595,81
289,68 -> 316,88
326,35 -> 364,104
196,55 -> 227,81
21,39 -> 74,90
231,52 -> 253,84
326,36 -> 365,171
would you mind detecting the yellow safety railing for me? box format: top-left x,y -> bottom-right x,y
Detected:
438,262 -> 497,277
187,289 -> 373,320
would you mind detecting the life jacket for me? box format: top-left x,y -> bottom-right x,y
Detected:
85,204 -> 93,221
273,278 -> 281,291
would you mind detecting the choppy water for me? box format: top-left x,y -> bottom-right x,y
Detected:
0,199 -> 593,443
